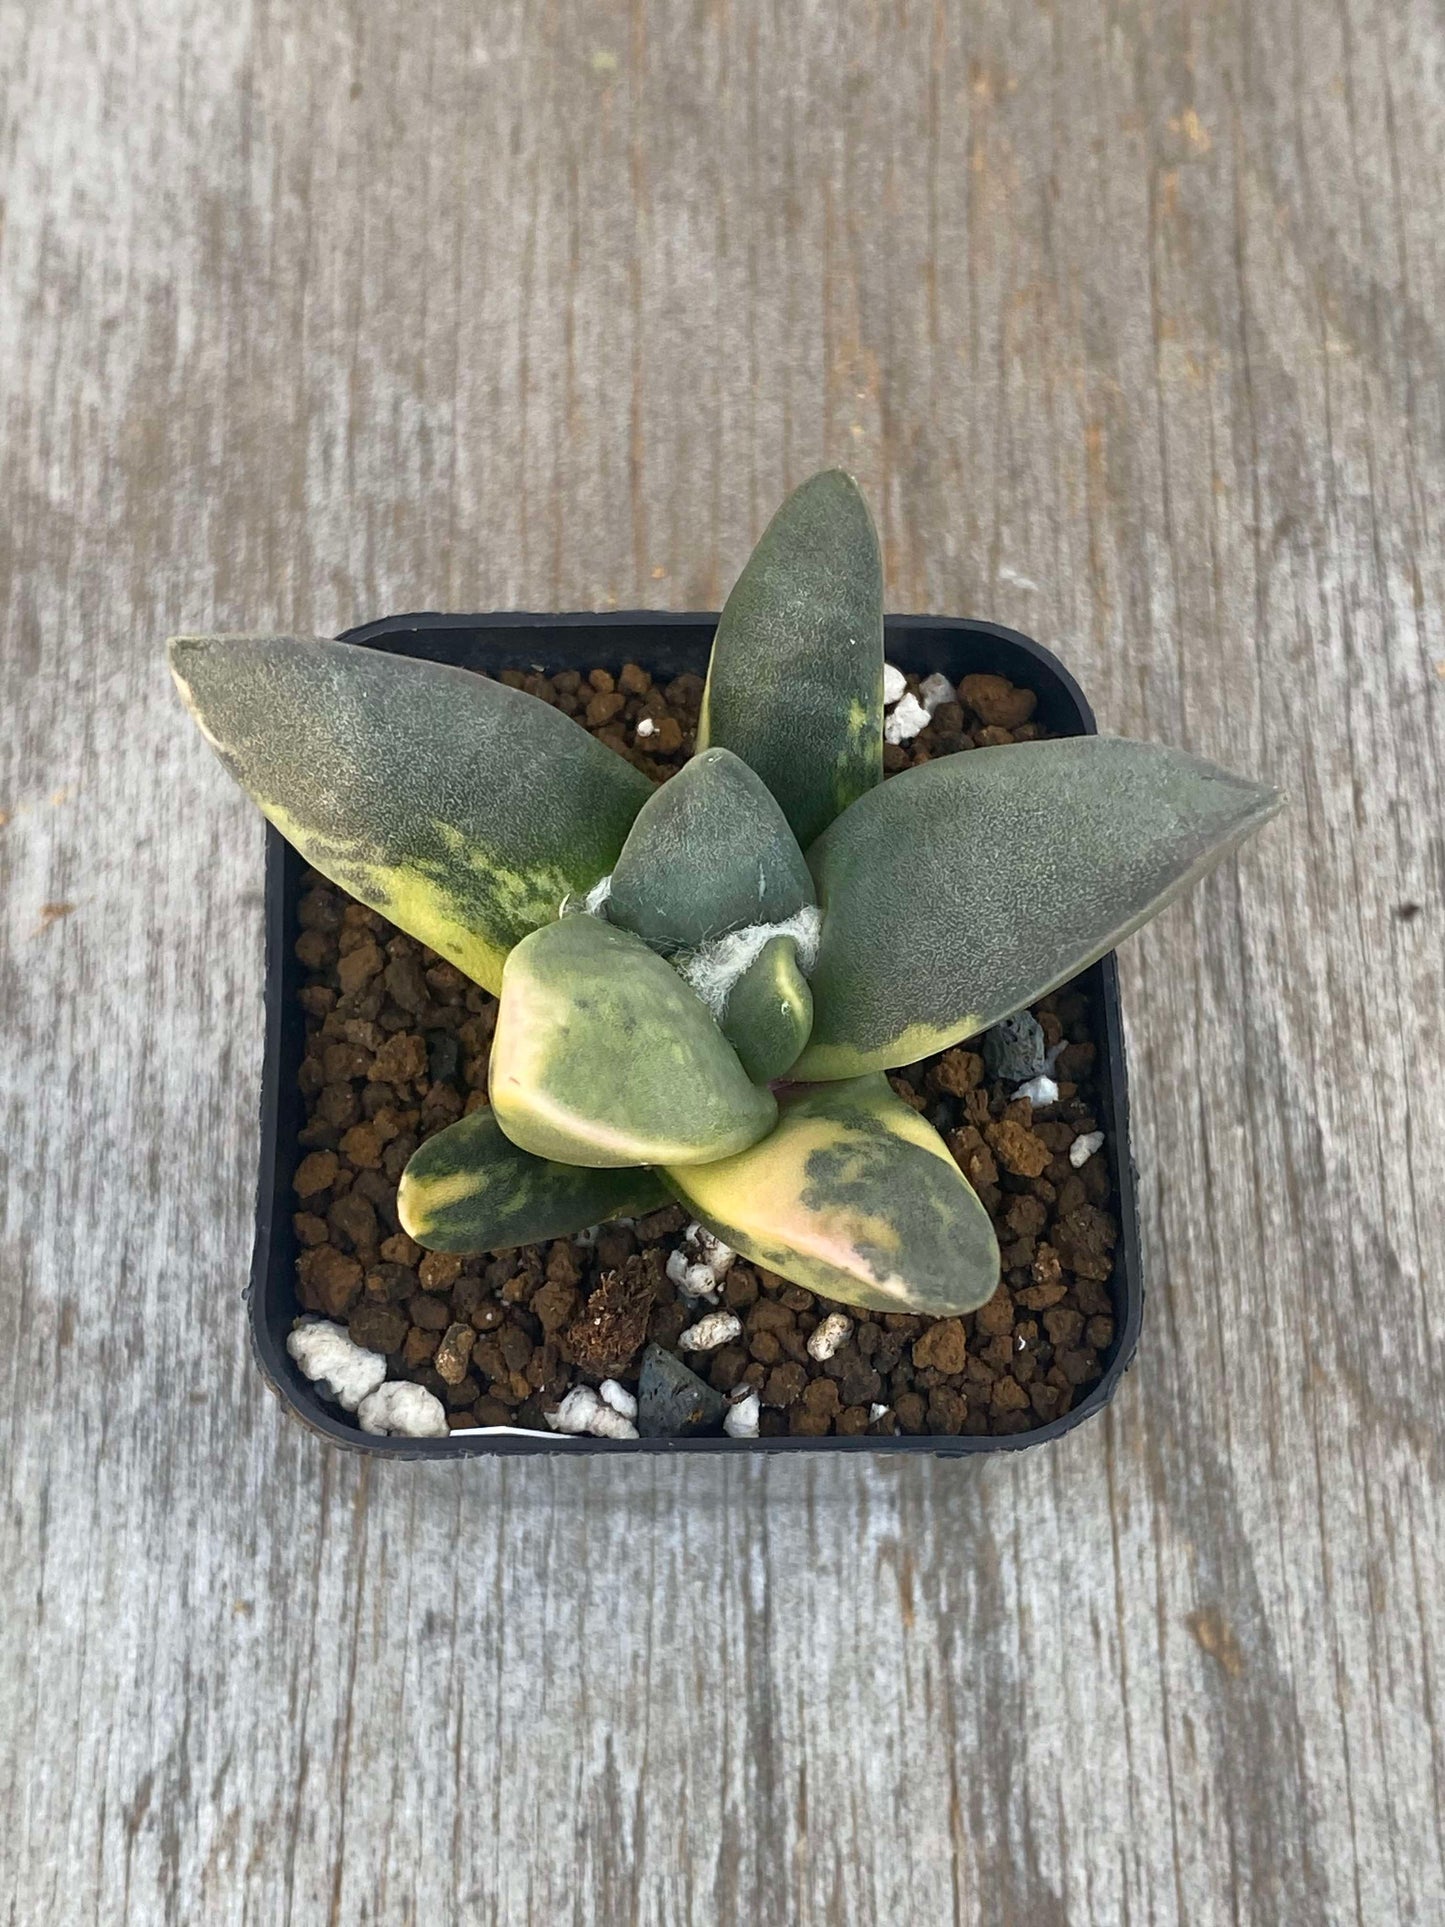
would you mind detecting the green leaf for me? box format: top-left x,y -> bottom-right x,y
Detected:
606,747 -> 814,952
794,736 -> 1284,1079
665,1075 -> 999,1316
397,1106 -> 668,1253
490,915 -> 777,1167
168,635 -> 652,992
698,469 -> 883,849
721,934 -> 813,1083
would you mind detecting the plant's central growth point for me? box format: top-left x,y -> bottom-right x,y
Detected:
671,903 -> 822,1021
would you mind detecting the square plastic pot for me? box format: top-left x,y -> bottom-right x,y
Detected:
250,612 -> 1143,1456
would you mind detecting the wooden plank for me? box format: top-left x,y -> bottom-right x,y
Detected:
1,0 -> 1441,1920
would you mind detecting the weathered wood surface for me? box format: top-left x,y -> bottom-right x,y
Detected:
2,0 -> 1442,1919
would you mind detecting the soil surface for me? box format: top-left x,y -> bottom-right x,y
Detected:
289,663 -> 1120,1439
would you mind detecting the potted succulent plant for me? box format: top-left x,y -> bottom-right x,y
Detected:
170,472 -> 1280,1453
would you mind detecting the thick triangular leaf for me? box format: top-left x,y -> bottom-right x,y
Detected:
397,1106 -> 667,1253
490,915 -> 776,1167
169,635 -> 652,992
721,934 -> 812,1083
698,470 -> 883,848
606,747 -> 814,952
665,1075 -> 999,1316
794,736 -> 1283,1080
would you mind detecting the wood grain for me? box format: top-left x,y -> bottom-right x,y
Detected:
2,0 -> 1442,1920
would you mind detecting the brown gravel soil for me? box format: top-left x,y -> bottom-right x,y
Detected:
288,663 -> 1120,1440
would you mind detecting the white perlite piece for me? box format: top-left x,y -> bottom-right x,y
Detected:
286,1320 -> 387,1412
356,1381 -> 450,1438
678,1311 -> 743,1353
545,1385 -> 639,1439
1070,1130 -> 1105,1168
724,1387 -> 761,1439
1016,1073 -> 1060,1108
548,1386 -> 603,1434
869,1403 -> 891,1422
918,671 -> 956,714
635,715 -> 656,737
598,1379 -> 638,1420
666,1248 -> 722,1301
552,1384 -> 641,1440
883,692 -> 930,744
684,1223 -> 735,1277
674,904 -> 822,1021
587,1404 -> 639,1440
807,1312 -> 853,1362
882,662 -> 908,705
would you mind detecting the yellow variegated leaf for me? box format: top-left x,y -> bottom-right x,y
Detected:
398,1106 -> 668,1252
665,1074 -> 999,1316
490,916 -> 776,1168
169,634 -> 652,992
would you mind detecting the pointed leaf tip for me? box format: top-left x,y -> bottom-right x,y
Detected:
795,735 -> 1284,1080
397,1106 -> 667,1252
166,632 -> 651,992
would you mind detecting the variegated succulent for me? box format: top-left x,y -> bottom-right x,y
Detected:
169,470 -> 1281,1318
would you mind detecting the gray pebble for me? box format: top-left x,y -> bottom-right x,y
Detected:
636,1343 -> 727,1437
982,1011 -> 1048,1083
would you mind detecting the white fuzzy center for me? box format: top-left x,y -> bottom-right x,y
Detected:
673,905 -> 822,1019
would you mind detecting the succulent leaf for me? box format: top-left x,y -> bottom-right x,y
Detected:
664,1075 -> 1000,1316
168,634 -> 652,992
396,1106 -> 668,1252
794,736 -> 1284,1080
606,747 -> 815,951
490,915 -> 777,1167
698,469 -> 883,848
721,934 -> 812,1083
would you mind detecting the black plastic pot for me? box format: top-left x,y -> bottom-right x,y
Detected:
250,613 -> 1143,1456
